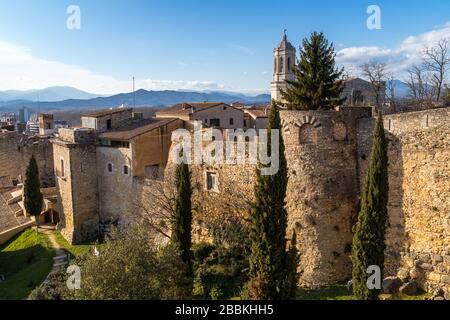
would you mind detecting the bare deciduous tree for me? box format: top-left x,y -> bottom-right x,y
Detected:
385,72 -> 397,112
131,172 -> 177,240
405,65 -> 435,109
360,61 -> 388,109
423,38 -> 450,103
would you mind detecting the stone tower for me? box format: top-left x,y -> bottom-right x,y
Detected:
51,128 -> 99,244
270,32 -> 296,103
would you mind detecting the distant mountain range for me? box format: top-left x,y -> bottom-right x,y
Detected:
0,86 -> 102,103
0,80 -> 416,113
0,87 -> 271,111
387,80 -> 410,98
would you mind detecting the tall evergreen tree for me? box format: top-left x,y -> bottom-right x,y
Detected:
171,160 -> 193,298
351,113 -> 389,300
281,31 -> 346,110
248,101 -> 297,300
281,230 -> 300,299
24,155 -> 43,233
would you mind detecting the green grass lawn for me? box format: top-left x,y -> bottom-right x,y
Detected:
0,228 -> 54,300
52,230 -> 97,259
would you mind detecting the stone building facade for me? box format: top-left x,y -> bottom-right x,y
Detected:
0,131 -> 54,188
51,108 -> 186,243
51,128 -> 99,243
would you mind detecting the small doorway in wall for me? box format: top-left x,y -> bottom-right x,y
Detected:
106,119 -> 112,130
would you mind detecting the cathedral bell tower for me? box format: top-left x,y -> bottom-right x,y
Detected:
270,31 -> 296,103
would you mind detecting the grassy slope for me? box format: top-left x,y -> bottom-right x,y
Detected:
52,231 -> 96,259
0,228 -> 54,300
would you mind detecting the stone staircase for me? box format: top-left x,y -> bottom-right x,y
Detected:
50,249 -> 68,274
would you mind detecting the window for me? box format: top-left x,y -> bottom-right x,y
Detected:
243,120 -> 247,127
60,158 -> 65,178
223,106 -> 227,110
230,118 -> 234,125
111,141 -> 130,148
210,119 -> 220,127
123,165 -> 129,175
206,172 -> 217,192
108,163 -> 113,172
287,57 -> 291,71
106,119 -> 112,130
299,124 -> 318,144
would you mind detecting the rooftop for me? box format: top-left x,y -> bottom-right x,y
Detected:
98,118 -> 179,140
83,108 -> 133,118
155,102 -> 229,116
245,106 -> 270,119
276,34 -> 295,51
0,188 -> 31,234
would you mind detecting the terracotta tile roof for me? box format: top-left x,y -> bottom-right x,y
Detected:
245,106 -> 270,119
98,118 -> 179,140
155,102 -> 228,116
84,108 -> 133,118
0,188 -> 31,233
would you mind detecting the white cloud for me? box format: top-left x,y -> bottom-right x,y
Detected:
336,22 -> 450,77
0,41 -> 257,95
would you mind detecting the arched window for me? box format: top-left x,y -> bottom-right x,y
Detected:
279,57 -> 284,73
107,163 -> 113,172
287,57 -> 291,71
332,122 -> 348,141
274,57 -> 277,74
299,124 -> 318,144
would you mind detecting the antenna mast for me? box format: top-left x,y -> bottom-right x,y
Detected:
133,76 -> 136,109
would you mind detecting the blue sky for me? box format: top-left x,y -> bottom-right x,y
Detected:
0,0 -> 449,94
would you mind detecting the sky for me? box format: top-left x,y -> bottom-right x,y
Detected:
0,0 -> 449,95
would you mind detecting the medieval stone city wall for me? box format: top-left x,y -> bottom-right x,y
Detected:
280,107 -> 371,287
163,107 -> 373,287
356,107 -> 450,295
0,132 -> 54,187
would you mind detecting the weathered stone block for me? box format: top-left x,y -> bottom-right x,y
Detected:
428,272 -> 441,282
410,268 -> 422,280
383,277 -> 403,294
399,281 -> 418,296
397,268 -> 410,281
419,263 -> 434,271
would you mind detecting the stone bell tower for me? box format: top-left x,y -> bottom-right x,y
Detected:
270,31 -> 296,103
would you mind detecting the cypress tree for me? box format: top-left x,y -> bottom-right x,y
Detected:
248,101 -> 295,300
281,31 -> 346,110
351,113 -> 389,300
171,160 -> 193,297
24,155 -> 43,233
282,230 -> 300,299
